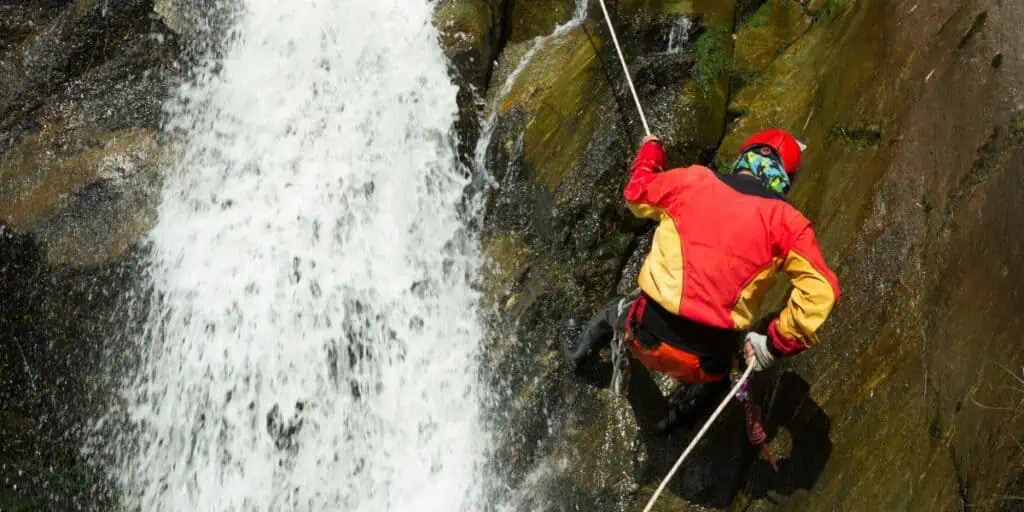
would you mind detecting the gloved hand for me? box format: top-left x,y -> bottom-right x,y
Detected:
642,134 -> 661,144
744,332 -> 775,372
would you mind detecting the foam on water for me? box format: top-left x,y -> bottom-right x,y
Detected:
107,1 -> 491,510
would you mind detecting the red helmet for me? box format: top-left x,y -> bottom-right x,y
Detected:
739,129 -> 805,175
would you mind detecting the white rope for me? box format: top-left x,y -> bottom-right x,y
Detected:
642,364 -> 756,512
596,0 -> 652,136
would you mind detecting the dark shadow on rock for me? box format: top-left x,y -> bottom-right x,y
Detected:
740,370 -> 833,502
0,220 -> 143,511
624,367 -> 832,509
625,362 -> 745,509
506,472 -> 631,512
624,360 -> 670,434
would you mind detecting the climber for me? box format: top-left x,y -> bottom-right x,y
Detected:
562,128 -> 841,434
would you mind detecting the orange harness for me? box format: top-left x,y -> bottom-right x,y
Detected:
623,295 -> 726,384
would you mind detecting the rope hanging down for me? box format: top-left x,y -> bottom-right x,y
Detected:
642,364 -> 756,512
596,0 -> 652,136
593,7 -> 759,510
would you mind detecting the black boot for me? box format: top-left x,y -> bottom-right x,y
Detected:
560,297 -> 629,387
654,380 -> 729,435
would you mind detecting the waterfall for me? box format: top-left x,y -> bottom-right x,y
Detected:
106,1 -> 491,510
666,17 -> 693,54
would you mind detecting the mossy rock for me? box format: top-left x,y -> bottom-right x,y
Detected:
0,491 -> 42,512
0,2 -> 171,509
721,1 -> 886,235
612,1 -> 736,157
618,0 -> 737,28
721,27 -> 825,157
0,127 -> 162,267
734,0 -> 812,82
154,0 -> 234,45
508,0 -> 578,43
0,0 -> 176,269
691,28 -> 732,148
497,26 -> 606,192
489,18 -> 733,192
807,0 -> 854,24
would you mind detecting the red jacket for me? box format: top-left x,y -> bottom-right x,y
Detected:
624,141 -> 841,356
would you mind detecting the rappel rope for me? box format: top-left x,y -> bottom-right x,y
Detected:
593,7 -> 765,509
642,364 -> 756,512
596,0 -> 652,136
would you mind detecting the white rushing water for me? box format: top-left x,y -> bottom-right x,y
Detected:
666,17 -> 694,54
109,1 -> 491,510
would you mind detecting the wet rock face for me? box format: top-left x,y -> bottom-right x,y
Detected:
442,0 -> 1024,510
718,1 -> 1024,509
435,0 -> 504,93
507,0 -> 577,43
434,0 -> 506,160
0,1 -> 180,509
154,0 -> 236,45
0,0 -> 179,267
0,226 -> 142,511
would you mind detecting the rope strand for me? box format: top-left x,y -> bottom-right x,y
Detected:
592,6 -> 763,509
596,0 -> 651,136
642,364 -> 755,512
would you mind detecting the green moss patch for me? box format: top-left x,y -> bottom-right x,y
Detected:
829,123 -> 883,150
810,0 -> 852,24
693,28 -> 732,95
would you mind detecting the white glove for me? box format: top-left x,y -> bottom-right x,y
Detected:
745,332 -> 775,372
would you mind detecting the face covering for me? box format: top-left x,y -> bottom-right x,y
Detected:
732,148 -> 792,195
